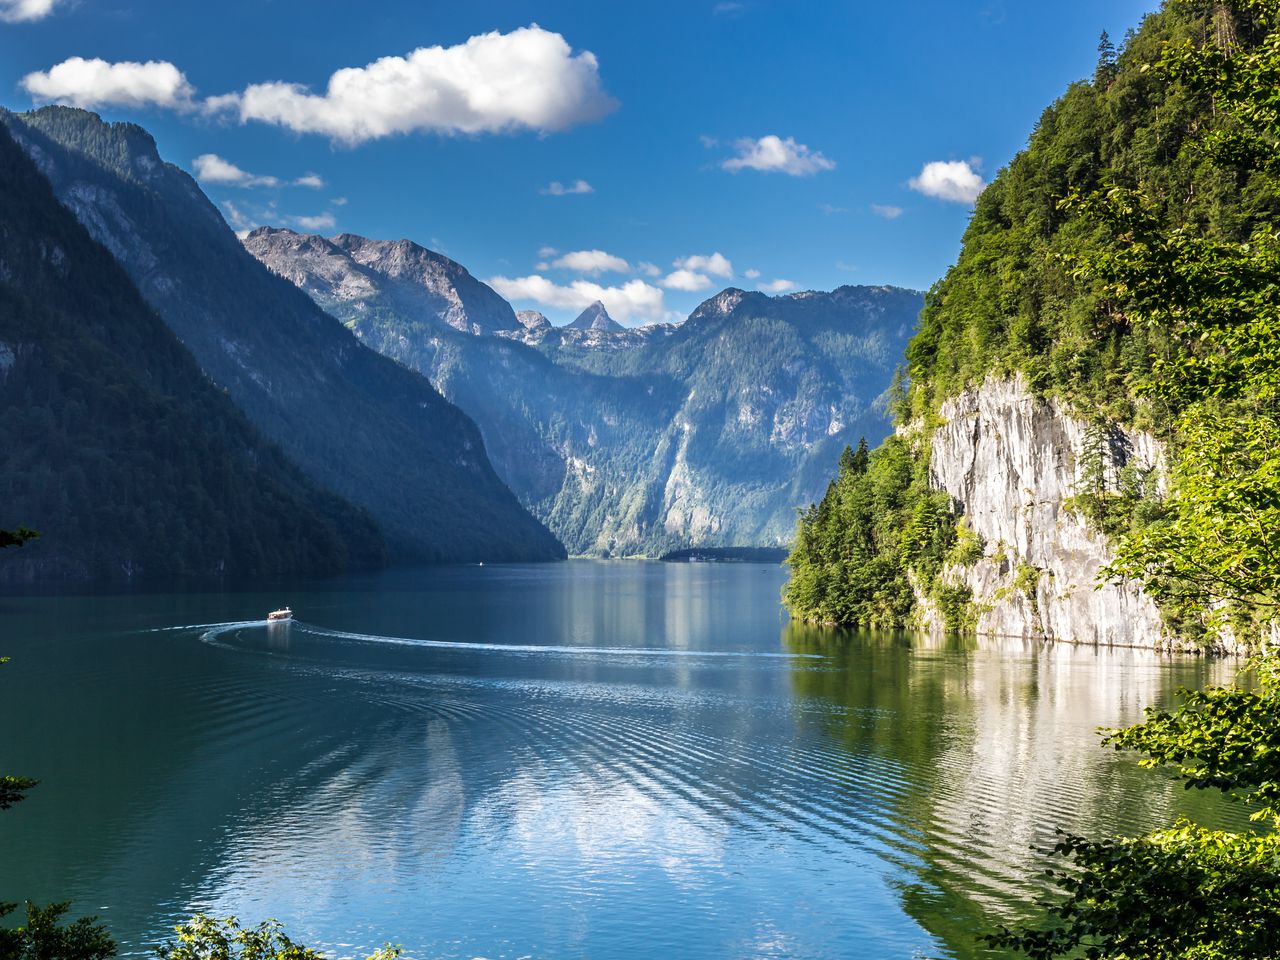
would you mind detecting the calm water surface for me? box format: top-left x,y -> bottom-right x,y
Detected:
0,561 -> 1243,959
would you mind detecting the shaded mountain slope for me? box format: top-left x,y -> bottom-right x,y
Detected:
0,123 -> 386,584
4,107 -> 563,562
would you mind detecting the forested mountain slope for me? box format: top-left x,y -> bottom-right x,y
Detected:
786,1 -> 1269,649
2,107 -> 563,563
0,123 -> 386,584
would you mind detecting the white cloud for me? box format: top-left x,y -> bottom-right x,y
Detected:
871,203 -> 904,219
23,57 -> 196,110
488,274 -> 665,325
661,269 -> 713,292
698,134 -> 719,149
537,245 -> 558,258
552,249 -> 630,274
293,212 -> 336,231
0,0 -> 59,22
232,26 -> 616,144
331,196 -> 348,206
193,154 -> 280,188
541,179 -> 594,196
294,173 -> 325,189
637,261 -> 662,277
759,278 -> 796,293
744,268 -> 761,279
819,203 -> 848,215
721,135 -> 834,176
220,200 -> 256,232
908,160 -> 985,203
674,252 -> 733,278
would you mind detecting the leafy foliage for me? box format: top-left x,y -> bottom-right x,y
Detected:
783,437 -> 961,628
0,902 -> 115,960
156,917 -> 398,960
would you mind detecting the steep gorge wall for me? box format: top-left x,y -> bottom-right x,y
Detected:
914,378 -> 1241,652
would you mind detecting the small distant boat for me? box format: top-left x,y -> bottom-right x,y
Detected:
267,607 -> 293,622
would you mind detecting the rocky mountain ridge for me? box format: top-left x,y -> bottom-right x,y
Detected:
244,221 -> 922,556
5,106 -> 563,563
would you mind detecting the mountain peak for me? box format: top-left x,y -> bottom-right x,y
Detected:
567,300 -> 624,332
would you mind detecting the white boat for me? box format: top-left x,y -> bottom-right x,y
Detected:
267,607 -> 293,622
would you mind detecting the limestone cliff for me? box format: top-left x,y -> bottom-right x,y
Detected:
914,378 -> 1243,653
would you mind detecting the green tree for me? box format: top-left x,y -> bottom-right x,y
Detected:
156,917 -> 399,960
990,2 -> 1280,954
0,904 -> 116,960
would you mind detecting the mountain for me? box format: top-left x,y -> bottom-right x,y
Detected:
244,222 -> 920,556
566,301 -> 624,333
515,310 -> 552,332
784,2 -> 1265,651
3,107 -> 564,563
0,122 -> 386,585
244,227 -> 521,337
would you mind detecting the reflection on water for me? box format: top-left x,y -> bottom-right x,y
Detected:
0,562 -> 1244,960
784,624 -> 1242,956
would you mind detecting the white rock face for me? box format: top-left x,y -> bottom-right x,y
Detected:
918,376 -> 1240,651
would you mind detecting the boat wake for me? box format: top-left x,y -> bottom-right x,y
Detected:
195,620 -> 822,661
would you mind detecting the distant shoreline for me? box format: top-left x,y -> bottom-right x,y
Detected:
659,547 -> 788,564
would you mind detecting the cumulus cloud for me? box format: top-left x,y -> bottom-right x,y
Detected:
744,268 -> 761,279
722,135 -> 834,176
871,203 -> 904,219
908,160 -> 985,203
759,278 -> 796,293
637,261 -> 662,277
0,0 -> 60,22
541,179 -> 594,196
295,173 -> 325,189
220,200 -> 256,232
488,274 -> 665,325
193,154 -> 280,188
331,196 -> 349,206
552,249 -> 630,274
231,26 -> 616,144
23,57 -> 196,110
661,269 -> 713,292
673,252 -> 733,278
293,212 -> 337,231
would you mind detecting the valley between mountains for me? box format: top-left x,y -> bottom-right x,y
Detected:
0,105 -> 917,575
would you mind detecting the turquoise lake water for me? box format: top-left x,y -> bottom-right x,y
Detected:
0,561 -> 1243,959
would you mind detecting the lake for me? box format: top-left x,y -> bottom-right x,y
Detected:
0,561 -> 1242,959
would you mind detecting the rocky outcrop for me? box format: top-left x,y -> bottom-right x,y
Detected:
566,300 -> 625,333
915,377 -> 1239,651
244,227 -> 521,336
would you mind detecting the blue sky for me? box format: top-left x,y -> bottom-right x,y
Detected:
1,0 -> 1155,325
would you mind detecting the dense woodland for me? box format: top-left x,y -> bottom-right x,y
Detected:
785,0 -> 1277,631
0,125 -> 387,583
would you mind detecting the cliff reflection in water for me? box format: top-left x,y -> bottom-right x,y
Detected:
784,623 -> 1244,958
